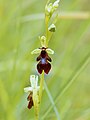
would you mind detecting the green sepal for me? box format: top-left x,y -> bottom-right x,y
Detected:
39,36 -> 46,47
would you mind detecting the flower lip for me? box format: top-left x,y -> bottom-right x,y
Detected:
31,47 -> 54,74
27,92 -> 34,109
36,47 -> 52,74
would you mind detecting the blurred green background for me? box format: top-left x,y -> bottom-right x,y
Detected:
0,0 -> 90,120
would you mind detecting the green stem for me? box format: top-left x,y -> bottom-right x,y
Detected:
38,70 -> 44,120
45,15 -> 49,47
39,70 -> 44,102
45,0 -> 50,45
33,89 -> 39,120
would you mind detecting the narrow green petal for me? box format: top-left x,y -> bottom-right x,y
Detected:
31,49 -> 41,54
46,48 -> 54,54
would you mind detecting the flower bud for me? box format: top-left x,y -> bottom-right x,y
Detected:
45,0 -> 60,18
53,0 -> 60,9
48,24 -> 56,32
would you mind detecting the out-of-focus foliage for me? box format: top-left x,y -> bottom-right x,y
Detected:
0,0 -> 90,120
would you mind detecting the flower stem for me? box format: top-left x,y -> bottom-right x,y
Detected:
45,15 -> 49,47
39,70 -> 44,103
33,89 -> 39,120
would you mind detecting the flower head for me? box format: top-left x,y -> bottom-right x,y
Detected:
24,75 -> 40,92
24,75 -> 40,109
36,47 -> 52,74
31,47 -> 54,74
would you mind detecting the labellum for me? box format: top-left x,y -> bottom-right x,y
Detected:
36,47 -> 52,74
27,92 -> 34,109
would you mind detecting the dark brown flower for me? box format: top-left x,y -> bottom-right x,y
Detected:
27,92 -> 34,109
36,47 -> 52,74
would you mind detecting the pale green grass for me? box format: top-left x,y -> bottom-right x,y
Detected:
0,0 -> 90,120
